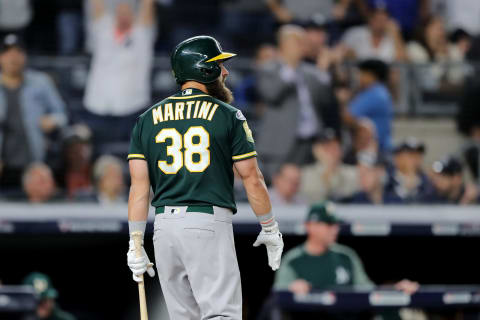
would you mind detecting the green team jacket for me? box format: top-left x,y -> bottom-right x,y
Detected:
274,243 -> 374,290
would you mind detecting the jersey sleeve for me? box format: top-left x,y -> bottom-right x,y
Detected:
231,110 -> 257,162
127,119 -> 146,161
347,248 -> 375,287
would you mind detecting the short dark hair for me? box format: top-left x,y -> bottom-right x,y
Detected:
358,59 -> 389,82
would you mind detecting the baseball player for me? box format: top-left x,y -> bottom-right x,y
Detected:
126,35 -> 284,319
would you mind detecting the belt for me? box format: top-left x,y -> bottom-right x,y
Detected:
155,205 -> 214,215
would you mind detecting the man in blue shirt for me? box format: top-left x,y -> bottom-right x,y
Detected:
347,59 -> 393,153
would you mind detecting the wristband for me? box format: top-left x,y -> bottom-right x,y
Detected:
129,221 -> 147,239
257,212 -> 275,229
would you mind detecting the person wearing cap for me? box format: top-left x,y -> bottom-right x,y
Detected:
59,124 -> 94,199
343,59 -> 393,153
273,202 -> 419,316
426,156 -> 479,204
0,34 -> 67,190
300,129 -> 360,203
383,137 -> 433,204
22,272 -> 76,320
274,202 -> 374,294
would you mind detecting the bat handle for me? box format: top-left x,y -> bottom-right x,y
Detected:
131,231 -> 144,259
131,231 -> 149,320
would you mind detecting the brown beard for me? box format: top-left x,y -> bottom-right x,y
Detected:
206,78 -> 234,104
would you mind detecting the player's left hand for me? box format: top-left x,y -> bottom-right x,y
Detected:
253,222 -> 284,271
127,240 -> 156,282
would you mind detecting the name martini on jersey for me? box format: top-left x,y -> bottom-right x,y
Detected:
152,100 -> 219,124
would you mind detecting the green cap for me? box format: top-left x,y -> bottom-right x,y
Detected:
171,35 -> 236,84
23,272 -> 58,299
306,202 -> 341,224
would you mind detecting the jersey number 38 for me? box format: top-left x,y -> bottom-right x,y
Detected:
155,126 -> 210,174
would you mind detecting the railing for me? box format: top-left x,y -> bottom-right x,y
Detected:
1,203 -> 480,236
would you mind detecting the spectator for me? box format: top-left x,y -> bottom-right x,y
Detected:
343,118 -> 378,165
407,16 -> 468,90
0,34 -> 67,190
55,0 -> 83,55
76,155 -> 126,204
256,25 -> 340,179
268,163 -> 305,205
460,125 -> 480,186
22,163 -> 59,203
274,202 -> 418,293
457,71 -> 480,143
266,0 -> 351,25
22,272 -> 76,320
350,155 -> 387,204
233,43 -> 277,116
304,17 -> 329,62
0,0 -> 32,39
343,59 -> 393,152
342,5 -> 406,62
383,138 -> 432,204
60,125 -> 94,198
303,16 -> 349,84
219,0 -> 273,54
363,0 -> 430,40
83,0 -> 155,144
300,129 -> 359,203
426,156 -> 479,205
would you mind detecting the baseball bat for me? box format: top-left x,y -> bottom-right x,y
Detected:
131,231 -> 149,320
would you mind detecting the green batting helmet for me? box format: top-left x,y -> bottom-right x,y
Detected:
171,36 -> 236,84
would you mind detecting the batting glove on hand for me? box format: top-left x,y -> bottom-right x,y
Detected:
127,240 -> 155,282
253,222 -> 284,271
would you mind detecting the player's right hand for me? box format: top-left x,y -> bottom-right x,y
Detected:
253,222 -> 284,271
127,240 -> 156,282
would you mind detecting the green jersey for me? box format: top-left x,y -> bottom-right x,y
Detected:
274,243 -> 374,290
128,88 -> 256,213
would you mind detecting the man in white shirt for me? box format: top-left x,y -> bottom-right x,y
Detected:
342,6 -> 405,62
83,0 -> 155,142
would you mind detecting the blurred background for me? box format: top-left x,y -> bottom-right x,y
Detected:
0,0 -> 480,319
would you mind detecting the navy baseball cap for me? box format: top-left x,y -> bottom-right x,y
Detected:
0,34 -> 25,53
306,202 -> 341,224
432,156 -> 463,176
314,128 -> 338,144
393,137 -> 426,154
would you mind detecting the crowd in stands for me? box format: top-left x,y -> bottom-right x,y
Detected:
0,0 -> 479,205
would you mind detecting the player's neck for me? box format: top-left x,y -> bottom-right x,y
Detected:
182,81 -> 208,94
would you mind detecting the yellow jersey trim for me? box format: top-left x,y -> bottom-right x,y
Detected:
128,154 -> 145,159
206,52 -> 237,62
168,94 -> 209,100
232,151 -> 257,160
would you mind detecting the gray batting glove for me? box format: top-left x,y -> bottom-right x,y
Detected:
127,240 -> 155,282
253,222 -> 284,271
